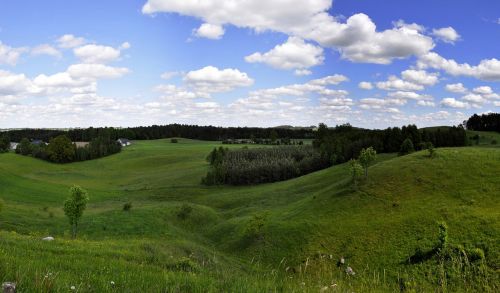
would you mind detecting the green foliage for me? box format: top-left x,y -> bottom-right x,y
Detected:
399,138 -> 415,155
203,146 -> 330,185
424,142 -> 436,158
46,135 -> 76,163
63,186 -> 89,239
358,147 -> 377,177
17,138 -> 33,155
0,135 -> 10,153
269,129 -> 278,143
438,221 -> 448,251
243,213 -> 267,243
123,202 -> 132,211
177,204 -> 193,220
171,138 -> 178,143
349,159 -> 363,187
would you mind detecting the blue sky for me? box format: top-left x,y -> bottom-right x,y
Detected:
0,0 -> 498,128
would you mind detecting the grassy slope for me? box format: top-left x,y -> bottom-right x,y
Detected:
0,138 -> 498,292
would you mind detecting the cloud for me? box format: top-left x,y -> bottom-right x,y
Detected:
418,52 -> 500,81
358,82 -> 373,90
67,63 -> 130,79
445,83 -> 467,93
473,86 -> 493,95
194,23 -> 225,39
0,70 -> 37,98
376,76 -> 424,91
142,1 -> 434,64
359,97 -> 404,112
160,71 -> 181,80
294,69 -> 312,76
184,66 -> 254,93
387,91 -> 433,101
57,34 -> 86,49
417,100 -> 435,107
73,43 -> 128,64
441,97 -> 469,109
31,44 -> 62,58
0,41 -> 27,66
245,37 -> 324,72
401,69 -> 439,86
432,27 -> 461,44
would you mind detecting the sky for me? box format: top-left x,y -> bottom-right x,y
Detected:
0,0 -> 499,129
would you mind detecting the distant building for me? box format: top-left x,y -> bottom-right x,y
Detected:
10,142 -> 18,150
117,138 -> 132,147
74,142 -> 90,148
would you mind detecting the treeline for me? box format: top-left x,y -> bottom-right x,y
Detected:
464,113 -> 500,132
313,123 -> 467,164
16,135 -> 121,163
4,124 -> 315,142
203,146 -> 330,185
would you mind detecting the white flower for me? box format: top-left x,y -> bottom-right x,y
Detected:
110,281 -> 115,286
70,285 -> 76,290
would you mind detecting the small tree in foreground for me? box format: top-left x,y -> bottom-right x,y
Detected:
63,185 -> 89,239
425,142 -> 436,158
358,147 -> 377,177
349,159 -> 363,188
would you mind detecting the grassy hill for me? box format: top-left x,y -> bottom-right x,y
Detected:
0,139 -> 498,292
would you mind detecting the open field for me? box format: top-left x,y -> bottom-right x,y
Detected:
0,138 -> 499,292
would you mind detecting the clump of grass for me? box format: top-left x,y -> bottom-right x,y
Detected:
123,202 -> 132,211
177,204 -> 193,220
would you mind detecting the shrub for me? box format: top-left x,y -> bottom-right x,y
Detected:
177,204 -> 193,220
171,138 -> 178,143
438,221 -> 448,251
244,213 -> 266,243
358,147 -> 377,177
123,202 -> 132,211
467,248 -> 485,262
349,159 -> 363,187
399,138 -> 415,155
491,139 -> 497,145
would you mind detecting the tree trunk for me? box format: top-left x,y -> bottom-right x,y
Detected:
72,223 -> 77,239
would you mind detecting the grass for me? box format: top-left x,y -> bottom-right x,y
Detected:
0,138 -> 499,292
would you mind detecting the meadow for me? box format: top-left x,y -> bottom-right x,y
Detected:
0,137 -> 498,292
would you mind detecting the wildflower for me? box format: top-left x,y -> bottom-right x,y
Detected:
345,266 -> 355,276
320,286 -> 329,292
301,282 -> 305,286
340,257 -> 345,264
330,283 -> 337,287
70,285 -> 76,290
110,281 -> 115,286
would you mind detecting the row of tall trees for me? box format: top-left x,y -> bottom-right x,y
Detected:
464,113 -> 500,132
4,124 -> 315,143
16,135 -> 121,163
0,135 -> 10,153
313,123 -> 467,164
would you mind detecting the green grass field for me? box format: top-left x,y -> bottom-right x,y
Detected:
0,138 -> 499,292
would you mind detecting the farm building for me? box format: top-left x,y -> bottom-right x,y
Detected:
117,138 -> 132,147
74,142 -> 90,148
10,142 -> 18,150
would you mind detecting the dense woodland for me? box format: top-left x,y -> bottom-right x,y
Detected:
3,124 -> 315,142
14,135 -> 121,163
464,113 -> 500,132
203,146 -> 330,185
202,122 -> 468,185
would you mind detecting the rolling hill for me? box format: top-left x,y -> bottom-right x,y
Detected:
0,138 -> 498,292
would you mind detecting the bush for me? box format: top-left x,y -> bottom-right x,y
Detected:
491,139 -> 497,145
177,204 -> 193,220
399,138 -> 415,155
171,138 -> 178,143
123,202 -> 132,211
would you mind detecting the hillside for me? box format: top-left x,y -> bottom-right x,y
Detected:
0,139 -> 498,292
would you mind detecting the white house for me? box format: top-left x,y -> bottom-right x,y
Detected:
117,138 -> 132,147
10,142 -> 18,151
